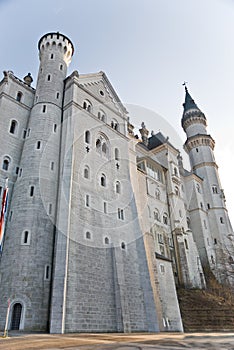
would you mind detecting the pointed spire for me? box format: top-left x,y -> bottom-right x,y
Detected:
183,85 -> 200,113
181,84 -> 206,129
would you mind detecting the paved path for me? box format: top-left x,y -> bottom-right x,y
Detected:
0,332 -> 234,349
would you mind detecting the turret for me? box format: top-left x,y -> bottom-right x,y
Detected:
181,85 -> 234,285
0,32 -> 74,331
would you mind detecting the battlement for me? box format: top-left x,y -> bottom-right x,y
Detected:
38,32 -> 74,66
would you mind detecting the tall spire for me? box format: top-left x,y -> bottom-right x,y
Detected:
181,85 -> 206,129
183,86 -> 199,113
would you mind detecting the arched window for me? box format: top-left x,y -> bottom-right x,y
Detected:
163,213 -> 168,225
2,157 -> 10,171
11,303 -> 22,330
84,166 -> 90,179
104,237 -> 109,245
187,217 -> 191,229
153,209 -> 160,221
196,183 -> 201,193
98,110 -> 106,122
212,185 -> 218,194
121,242 -> 126,250
29,186 -> 34,197
21,230 -> 30,245
111,119 -> 119,131
83,100 -> 92,112
102,142 -> 107,155
114,148 -> 120,161
115,181 -> 121,194
16,91 -> 23,102
85,130 -> 90,144
96,134 -> 109,158
85,231 -> 91,240
155,188 -> 160,200
96,138 -> 101,152
175,186 -> 180,196
101,174 -> 106,187
9,120 -> 18,134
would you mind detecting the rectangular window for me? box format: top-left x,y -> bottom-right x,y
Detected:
50,162 -> 54,171
53,124 -> 57,133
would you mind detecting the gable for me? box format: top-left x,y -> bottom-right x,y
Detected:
78,71 -> 128,115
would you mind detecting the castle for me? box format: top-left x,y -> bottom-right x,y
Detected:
0,32 -> 233,333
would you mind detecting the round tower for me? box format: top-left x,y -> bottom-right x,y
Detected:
0,32 -> 74,331
182,86 -> 234,283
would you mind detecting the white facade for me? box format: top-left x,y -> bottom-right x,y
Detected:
0,32 -> 233,333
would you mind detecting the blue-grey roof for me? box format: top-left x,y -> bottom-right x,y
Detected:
182,87 -> 206,125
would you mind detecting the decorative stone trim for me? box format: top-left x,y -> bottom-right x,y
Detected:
184,134 -> 215,152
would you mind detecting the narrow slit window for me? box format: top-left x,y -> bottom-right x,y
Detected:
44,265 -> 51,280
30,186 -> 34,197
36,141 -> 41,150
85,194 -> 90,207
48,203 -> 52,215
42,105 -> 46,113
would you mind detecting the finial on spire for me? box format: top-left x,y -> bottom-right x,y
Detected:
182,81 -> 188,91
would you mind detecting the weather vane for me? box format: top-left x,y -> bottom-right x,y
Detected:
182,81 -> 188,87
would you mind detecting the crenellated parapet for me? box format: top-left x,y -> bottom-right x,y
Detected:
38,32 -> 74,65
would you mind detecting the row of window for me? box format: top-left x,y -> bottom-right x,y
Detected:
84,167 -> 121,192
8,119 -> 57,138
148,207 -> 169,225
85,231 -> 126,249
21,228 -> 126,250
85,194 -> 124,219
1,157 -> 55,175
83,100 -> 120,131
85,131 -> 120,158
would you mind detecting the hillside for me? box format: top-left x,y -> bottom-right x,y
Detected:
177,276 -> 234,332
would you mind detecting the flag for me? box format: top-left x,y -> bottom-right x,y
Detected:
0,179 -> 9,253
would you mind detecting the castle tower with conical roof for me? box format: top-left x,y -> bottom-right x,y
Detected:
182,86 -> 234,284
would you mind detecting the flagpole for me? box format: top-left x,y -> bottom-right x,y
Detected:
3,299 -> 10,338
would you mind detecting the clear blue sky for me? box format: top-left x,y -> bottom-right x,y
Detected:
1,0 -> 234,223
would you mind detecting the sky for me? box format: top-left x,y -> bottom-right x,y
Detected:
0,0 -> 234,224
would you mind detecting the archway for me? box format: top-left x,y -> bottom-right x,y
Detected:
11,303 -> 22,330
